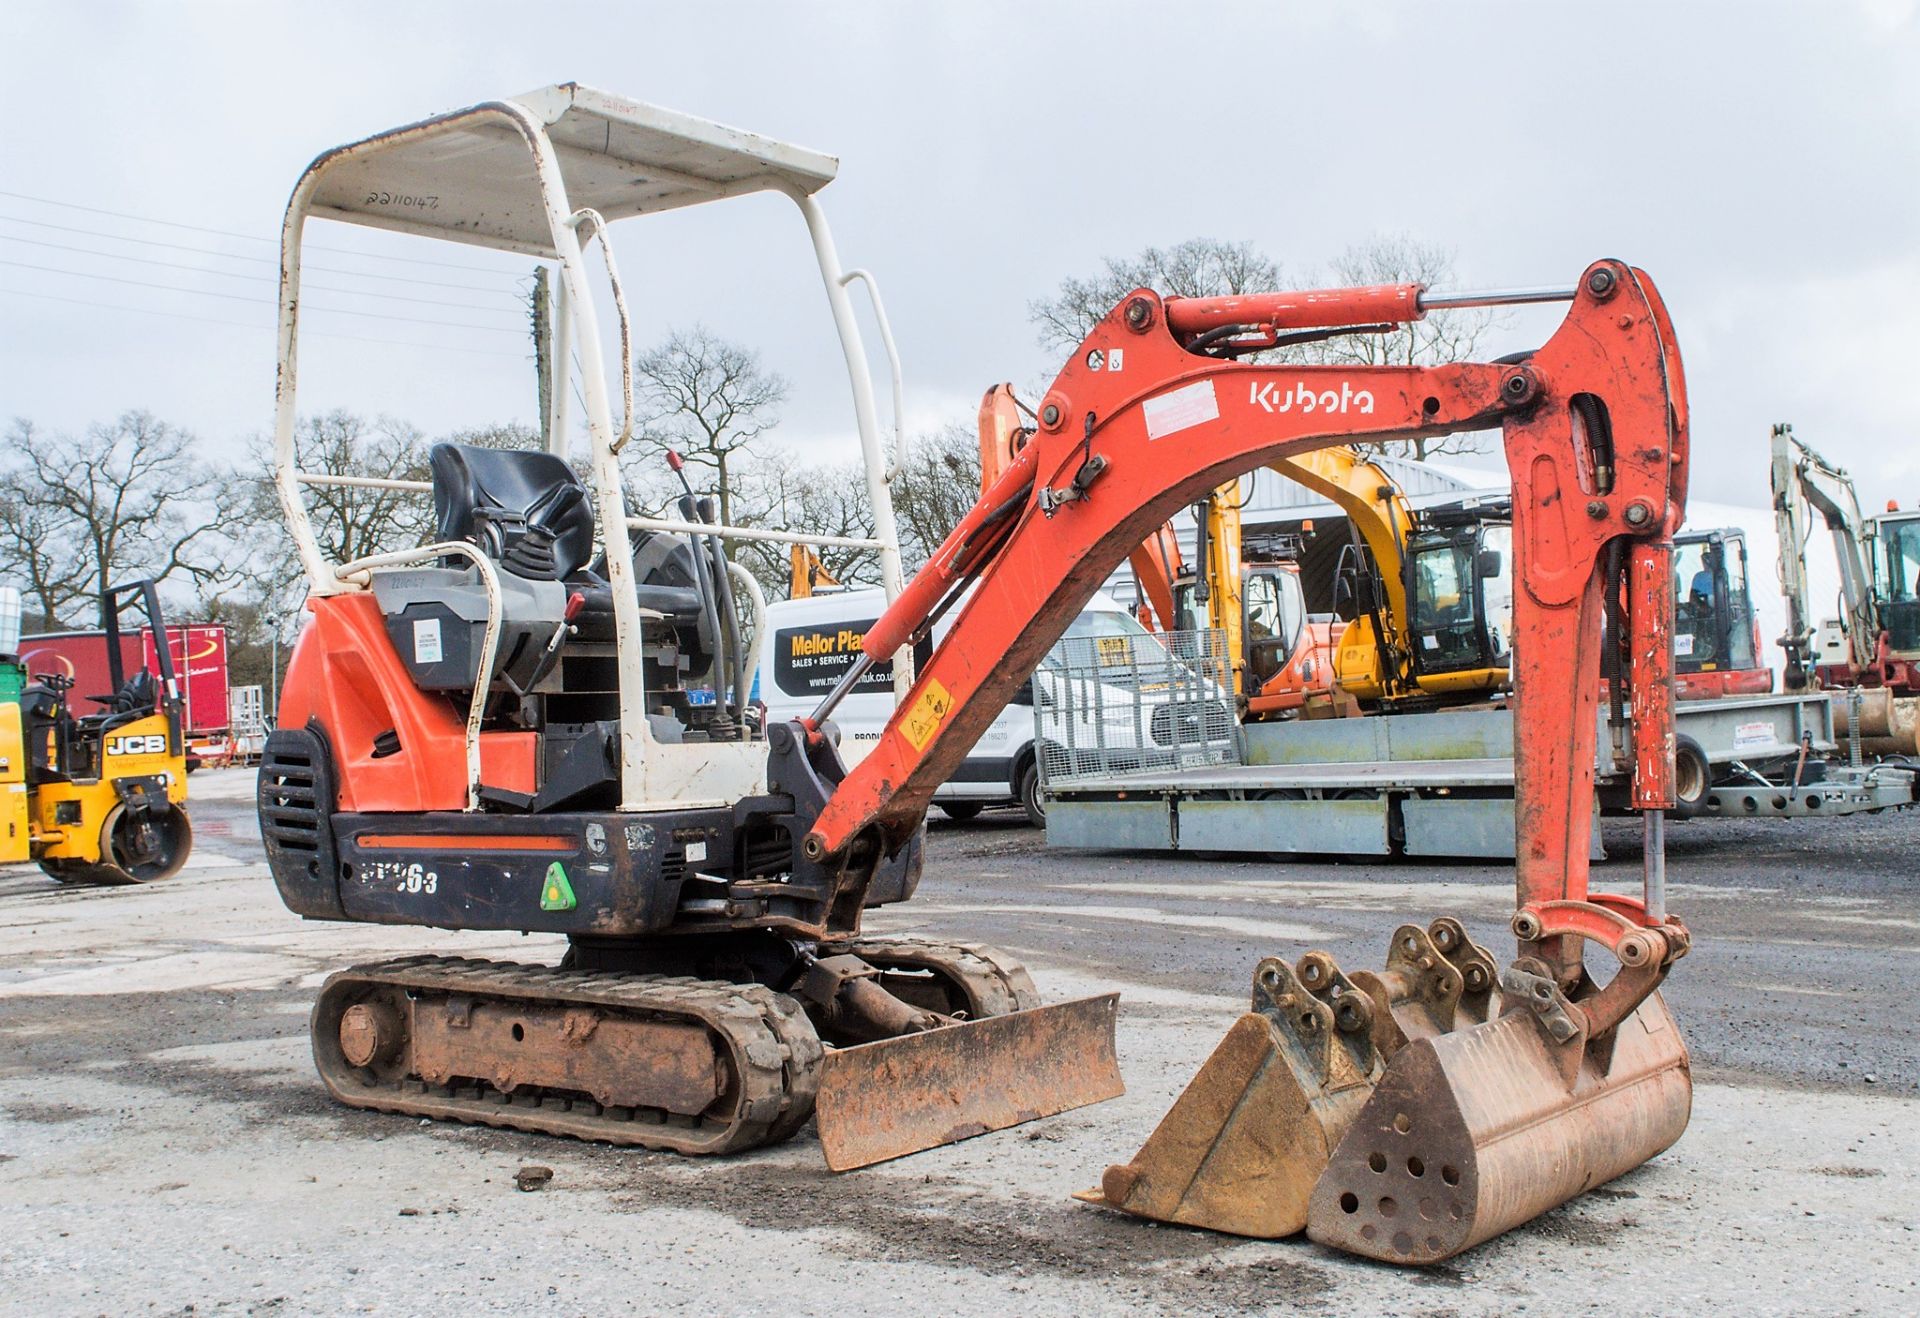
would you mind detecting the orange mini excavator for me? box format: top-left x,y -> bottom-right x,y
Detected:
259,84 -> 1688,1267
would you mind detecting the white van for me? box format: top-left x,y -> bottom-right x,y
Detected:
757,587 -> 1216,826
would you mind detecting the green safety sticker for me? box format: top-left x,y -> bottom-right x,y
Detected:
540,861 -> 576,912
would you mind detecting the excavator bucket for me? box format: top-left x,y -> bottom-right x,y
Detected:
815,993 -> 1123,1171
1307,983 -> 1691,1263
1075,954 -> 1382,1236
1077,919 -> 1505,1238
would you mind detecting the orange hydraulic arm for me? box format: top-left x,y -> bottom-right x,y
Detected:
806,261 -> 1688,990
983,381 -> 1183,630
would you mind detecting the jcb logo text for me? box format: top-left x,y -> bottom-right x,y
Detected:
106,734 -> 168,756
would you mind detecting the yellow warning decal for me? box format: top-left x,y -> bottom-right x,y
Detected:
899,678 -> 954,752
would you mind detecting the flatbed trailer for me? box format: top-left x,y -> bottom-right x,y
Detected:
1042,690 -> 1915,859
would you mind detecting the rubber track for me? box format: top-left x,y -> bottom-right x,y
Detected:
821,936 -> 1042,1017
312,955 -> 824,1155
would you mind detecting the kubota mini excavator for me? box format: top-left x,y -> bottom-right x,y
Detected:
259,87 -> 1690,1266
260,88 -> 1126,1173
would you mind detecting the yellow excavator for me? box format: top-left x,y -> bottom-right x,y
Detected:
788,544 -> 841,599
985,382 -> 1508,712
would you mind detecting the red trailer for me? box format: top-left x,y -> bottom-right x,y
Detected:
21,624 -> 231,753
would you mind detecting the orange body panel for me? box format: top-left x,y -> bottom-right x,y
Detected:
279,594 -> 536,813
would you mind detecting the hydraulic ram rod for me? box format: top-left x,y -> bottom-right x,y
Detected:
1163,283 -> 1578,336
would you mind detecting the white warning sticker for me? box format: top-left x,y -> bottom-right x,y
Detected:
413,617 -> 444,665
1142,379 -> 1219,441
1732,720 -> 1777,751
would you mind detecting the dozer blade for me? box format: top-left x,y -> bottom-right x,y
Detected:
1307,986 -> 1691,1264
815,993 -> 1122,1171
1076,954 -> 1383,1237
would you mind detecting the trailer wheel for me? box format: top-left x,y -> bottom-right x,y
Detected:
1672,736 -> 1711,818
1018,762 -> 1046,829
937,801 -> 985,822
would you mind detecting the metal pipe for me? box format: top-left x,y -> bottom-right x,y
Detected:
1643,808 -> 1666,923
837,268 -> 909,482
810,650 -> 875,726
1417,285 -> 1577,311
725,560 -> 767,742
677,494 -> 726,687
625,515 -> 882,552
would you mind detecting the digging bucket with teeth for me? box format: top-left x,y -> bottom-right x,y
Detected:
1074,919 -> 1495,1238
1308,904 -> 1692,1263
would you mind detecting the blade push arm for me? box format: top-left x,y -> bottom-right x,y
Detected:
807,261 -> 1687,958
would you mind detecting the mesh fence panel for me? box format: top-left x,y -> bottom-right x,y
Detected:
1035,627 -> 1241,788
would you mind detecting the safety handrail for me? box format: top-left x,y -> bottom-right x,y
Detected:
625,514 -> 882,551
566,207 -> 635,452
336,540 -> 504,812
838,267 -> 908,482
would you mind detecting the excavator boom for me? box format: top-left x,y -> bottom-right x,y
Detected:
800,261 -> 1692,1262
809,262 -> 1686,876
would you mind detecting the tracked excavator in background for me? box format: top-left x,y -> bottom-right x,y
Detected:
258,86 -> 1691,1265
1771,422 -> 1920,753
990,385 -> 1339,716
985,386 -> 1513,718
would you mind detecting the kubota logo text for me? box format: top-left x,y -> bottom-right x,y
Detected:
1251,381 -> 1375,415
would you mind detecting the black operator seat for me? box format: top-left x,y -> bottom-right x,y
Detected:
427,442 -> 708,636
430,443 -> 597,581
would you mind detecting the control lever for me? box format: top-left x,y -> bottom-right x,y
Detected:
520,591 -> 586,693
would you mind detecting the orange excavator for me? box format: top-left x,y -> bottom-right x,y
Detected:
253,82 -> 1691,1271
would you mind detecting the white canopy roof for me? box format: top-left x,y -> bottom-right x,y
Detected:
301,83 -> 840,256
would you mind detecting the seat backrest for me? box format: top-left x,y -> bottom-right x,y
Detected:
430,443 -> 597,581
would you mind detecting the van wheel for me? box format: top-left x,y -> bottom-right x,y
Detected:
1018,762 -> 1046,829
937,801 -> 985,821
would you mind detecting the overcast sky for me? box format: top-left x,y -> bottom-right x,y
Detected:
2,1 -> 1916,517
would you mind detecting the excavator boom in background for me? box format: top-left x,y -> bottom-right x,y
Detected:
814,260 -> 1692,1263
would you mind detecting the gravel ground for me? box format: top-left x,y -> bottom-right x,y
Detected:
0,767 -> 1914,1316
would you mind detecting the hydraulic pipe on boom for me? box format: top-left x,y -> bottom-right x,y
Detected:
800,261 -> 1690,1264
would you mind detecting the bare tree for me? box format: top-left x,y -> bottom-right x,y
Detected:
1300,234 -> 1501,461
0,411 -> 231,628
631,325 -> 789,528
1029,238 -> 1282,350
229,410 -> 435,613
890,424 -> 981,568
728,449 -> 881,599
0,422 -> 91,627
